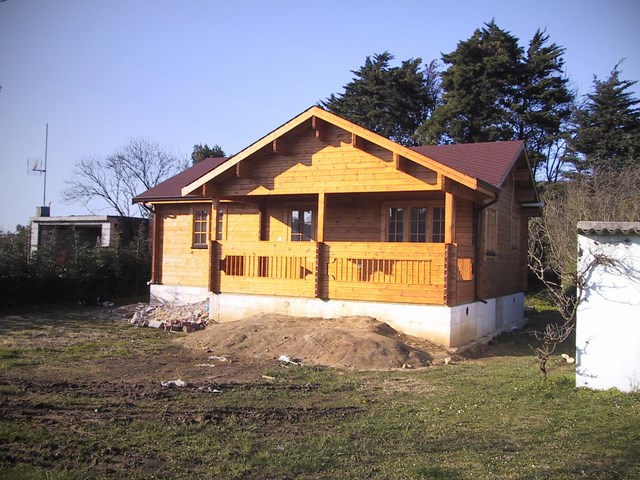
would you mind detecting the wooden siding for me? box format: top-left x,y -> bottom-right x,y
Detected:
217,125 -> 442,197
225,203 -> 260,241
476,169 -> 529,299
158,204 -> 210,287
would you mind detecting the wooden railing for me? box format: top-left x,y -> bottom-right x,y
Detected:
322,242 -> 447,304
217,241 -> 317,297
214,241 -> 473,306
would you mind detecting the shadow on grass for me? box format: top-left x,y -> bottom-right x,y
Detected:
460,308 -> 576,360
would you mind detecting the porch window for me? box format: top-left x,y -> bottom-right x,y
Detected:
386,206 -> 445,243
388,208 -> 404,242
432,207 -> 445,243
192,208 -> 209,248
291,209 -> 313,241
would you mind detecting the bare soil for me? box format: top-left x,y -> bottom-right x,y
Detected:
179,313 -> 455,370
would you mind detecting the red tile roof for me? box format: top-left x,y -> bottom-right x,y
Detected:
410,140 -> 525,189
132,156 -> 228,202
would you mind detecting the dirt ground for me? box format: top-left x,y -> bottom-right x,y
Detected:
178,313 -> 455,370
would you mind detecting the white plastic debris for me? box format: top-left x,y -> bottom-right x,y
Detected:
197,386 -> 222,394
561,353 -> 575,364
161,379 -> 188,388
278,354 -> 300,365
195,364 -> 216,368
207,355 -> 227,362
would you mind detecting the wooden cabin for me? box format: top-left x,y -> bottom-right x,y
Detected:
133,107 -> 540,348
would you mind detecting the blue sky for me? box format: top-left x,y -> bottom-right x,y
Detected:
1,0 -> 639,231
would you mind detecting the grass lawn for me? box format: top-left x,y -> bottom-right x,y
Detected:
0,302 -> 638,479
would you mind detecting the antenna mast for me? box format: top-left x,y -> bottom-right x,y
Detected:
42,123 -> 48,205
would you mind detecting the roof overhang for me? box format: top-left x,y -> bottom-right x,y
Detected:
181,106 -> 497,198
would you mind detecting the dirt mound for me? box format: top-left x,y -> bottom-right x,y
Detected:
179,314 -> 453,370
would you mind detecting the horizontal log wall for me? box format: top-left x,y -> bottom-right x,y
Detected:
158,204 -> 210,287
218,124 -> 441,197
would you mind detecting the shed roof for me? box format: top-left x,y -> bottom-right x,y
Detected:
577,221 -> 640,236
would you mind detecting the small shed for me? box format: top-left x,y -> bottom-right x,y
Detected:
576,221 -> 640,392
30,209 -> 148,256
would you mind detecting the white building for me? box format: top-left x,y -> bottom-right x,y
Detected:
576,221 -> 640,393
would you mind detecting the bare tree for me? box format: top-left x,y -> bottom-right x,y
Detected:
528,166 -> 640,378
62,138 -> 187,218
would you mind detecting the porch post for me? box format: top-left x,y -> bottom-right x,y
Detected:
316,191 -> 327,299
445,191 -> 455,244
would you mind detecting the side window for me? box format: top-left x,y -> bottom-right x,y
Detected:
291,209 -> 313,241
485,208 -> 498,257
192,208 -> 209,248
216,207 -> 225,241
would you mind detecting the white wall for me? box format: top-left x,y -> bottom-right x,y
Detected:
576,232 -> 640,392
209,292 -> 526,348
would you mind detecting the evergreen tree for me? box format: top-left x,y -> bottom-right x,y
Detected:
419,21 -> 574,180
420,21 -> 523,145
321,52 -> 439,146
568,63 -> 640,177
192,143 -> 226,165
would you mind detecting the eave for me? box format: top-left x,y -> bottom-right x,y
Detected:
181,106 -> 496,199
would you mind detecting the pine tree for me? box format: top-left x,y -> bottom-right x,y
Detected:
569,63 -> 640,177
321,52 -> 439,146
419,21 -> 574,180
192,144 -> 226,165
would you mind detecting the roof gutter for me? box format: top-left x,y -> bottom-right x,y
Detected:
474,193 -> 500,304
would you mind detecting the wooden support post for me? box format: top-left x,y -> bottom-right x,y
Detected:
272,138 -> 289,155
150,205 -> 161,284
351,133 -> 365,150
236,161 -> 251,178
317,191 -> 326,243
312,116 -> 326,142
393,152 -> 407,172
445,191 -> 455,244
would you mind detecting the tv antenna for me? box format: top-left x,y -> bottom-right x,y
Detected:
27,123 -> 49,205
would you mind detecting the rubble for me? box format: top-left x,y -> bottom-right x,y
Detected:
127,301 -> 209,332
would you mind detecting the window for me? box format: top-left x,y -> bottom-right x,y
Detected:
193,208 -> 209,248
431,207 -> 445,243
290,209 -> 313,241
388,208 -> 404,242
485,208 -> 498,257
409,207 -> 427,242
386,205 -> 445,243
216,208 -> 225,241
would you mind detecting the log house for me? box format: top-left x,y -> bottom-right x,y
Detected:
134,107 -> 540,347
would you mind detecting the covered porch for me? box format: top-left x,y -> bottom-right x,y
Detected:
211,240 -> 475,307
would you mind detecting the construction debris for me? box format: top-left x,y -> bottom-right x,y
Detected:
128,301 -> 209,332
161,379 -> 188,388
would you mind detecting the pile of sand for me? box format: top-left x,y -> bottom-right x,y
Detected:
179,314 -> 453,370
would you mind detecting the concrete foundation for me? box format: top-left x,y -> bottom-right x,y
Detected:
150,284 -> 210,305
208,291 -> 526,348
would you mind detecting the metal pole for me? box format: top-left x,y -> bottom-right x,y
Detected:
43,123 -> 48,205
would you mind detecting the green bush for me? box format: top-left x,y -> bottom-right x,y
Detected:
0,224 -> 151,307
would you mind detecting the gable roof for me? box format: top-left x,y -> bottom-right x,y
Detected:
132,156 -> 228,203
133,107 -> 534,203
180,107 -> 501,197
410,141 -> 525,190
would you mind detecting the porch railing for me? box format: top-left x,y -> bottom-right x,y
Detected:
214,241 -> 473,306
